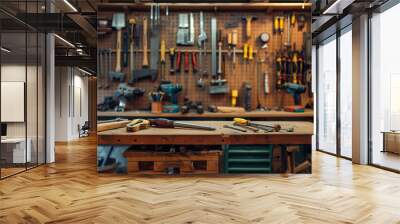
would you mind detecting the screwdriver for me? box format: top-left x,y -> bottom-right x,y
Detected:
169,48 -> 175,74
148,118 -> 216,131
160,40 -> 166,80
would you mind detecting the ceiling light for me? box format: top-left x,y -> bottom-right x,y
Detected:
1,47 -> 11,53
63,0 -> 78,12
78,67 -> 93,76
54,34 -> 75,48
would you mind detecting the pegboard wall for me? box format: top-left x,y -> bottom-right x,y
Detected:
97,5 -> 312,112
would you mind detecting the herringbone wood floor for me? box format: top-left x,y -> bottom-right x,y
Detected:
1,136 -> 400,224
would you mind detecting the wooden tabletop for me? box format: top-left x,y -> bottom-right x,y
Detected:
98,121 -> 313,145
97,110 -> 314,119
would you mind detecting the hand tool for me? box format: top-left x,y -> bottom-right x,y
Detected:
126,119 -> 150,132
281,82 -> 306,112
243,43 -> 249,71
297,14 -> 306,31
184,51 -> 189,73
150,4 -> 161,73
223,125 -> 247,133
98,119 -> 131,132
98,18 -> 112,36
241,82 -> 252,111
259,32 -> 270,49
97,96 -> 118,111
129,18 -> 136,83
284,14 -> 291,49
159,81 -> 182,105
110,13 -> 126,82
177,13 -> 195,45
97,117 -> 126,124
232,30 -> 238,67
198,11 -> 207,76
169,48 -> 176,75
114,83 -> 145,112
292,51 -> 298,84
211,17 -> 217,77
233,123 -> 259,132
160,40 -> 166,80
176,49 -> 182,73
217,106 -> 245,113
149,90 -> 164,102
231,89 -> 238,107
276,52 -> 282,90
273,16 -> 279,34
298,51 -> 304,85
242,16 -> 257,40
256,55 -> 263,109
148,118 -> 216,131
264,72 -> 270,95
123,31 -> 129,68
130,17 -> 157,83
279,16 -> 284,33
227,32 -> 232,57
181,98 -> 204,114
234,118 -> 281,132
217,40 -> 223,76
191,52 -> 198,74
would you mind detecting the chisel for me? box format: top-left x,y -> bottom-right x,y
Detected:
149,118 -> 216,131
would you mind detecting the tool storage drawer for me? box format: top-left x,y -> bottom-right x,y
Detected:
223,145 -> 273,173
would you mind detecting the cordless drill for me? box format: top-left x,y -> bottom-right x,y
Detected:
281,82 -> 306,112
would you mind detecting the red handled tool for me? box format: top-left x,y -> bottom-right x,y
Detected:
191,52 -> 198,74
184,51 -> 189,73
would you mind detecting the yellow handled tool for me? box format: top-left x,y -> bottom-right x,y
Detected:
231,90 -> 238,107
248,45 -> 253,61
243,44 -> 249,60
233,118 -> 283,132
126,119 -> 150,132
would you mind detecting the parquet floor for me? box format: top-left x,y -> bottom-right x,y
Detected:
1,136 -> 400,224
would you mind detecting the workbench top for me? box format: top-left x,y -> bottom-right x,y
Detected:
97,110 -> 314,119
98,121 -> 313,145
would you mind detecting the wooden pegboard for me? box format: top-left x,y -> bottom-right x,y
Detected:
97,6 -> 311,111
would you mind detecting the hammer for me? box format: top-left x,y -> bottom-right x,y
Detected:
242,16 -> 257,40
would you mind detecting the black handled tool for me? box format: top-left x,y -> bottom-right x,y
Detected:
169,48 -> 175,74
223,125 -> 247,132
149,118 -> 216,131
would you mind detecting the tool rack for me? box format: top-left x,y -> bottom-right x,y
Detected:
96,3 -> 313,175
97,3 -> 312,114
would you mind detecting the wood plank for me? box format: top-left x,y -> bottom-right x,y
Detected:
97,121 -> 313,145
97,110 -> 314,119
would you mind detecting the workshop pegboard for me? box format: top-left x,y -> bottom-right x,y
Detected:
97,3 -> 312,113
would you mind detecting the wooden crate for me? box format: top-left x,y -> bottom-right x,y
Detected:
124,151 -> 221,174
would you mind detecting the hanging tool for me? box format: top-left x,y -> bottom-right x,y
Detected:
227,32 -> 232,57
242,16 -> 257,40
231,90 -> 238,107
232,30 -> 238,67
160,40 -> 166,81
129,18 -> 136,83
126,119 -> 150,132
211,17 -> 217,77
192,52 -> 198,74
281,82 -> 306,112
110,13 -> 126,82
114,83 -> 145,112
177,13 -> 195,45
150,4 -> 161,74
243,43 -> 248,71
176,49 -> 182,73
148,118 -> 216,131
223,125 -> 247,133
123,31 -> 129,68
198,11 -> 207,77
241,82 -> 252,111
292,51 -> 298,84
259,32 -> 270,49
130,17 -> 157,83
169,48 -> 176,75
184,51 -> 189,73
297,14 -> 306,31
217,32 -> 223,76
284,14 -> 291,49
210,29 -> 228,94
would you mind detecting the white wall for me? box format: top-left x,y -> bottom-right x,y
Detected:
55,67 -> 89,141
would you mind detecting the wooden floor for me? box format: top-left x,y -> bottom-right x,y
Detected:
1,136 -> 400,223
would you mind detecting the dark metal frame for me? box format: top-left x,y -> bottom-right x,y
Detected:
315,19 -> 353,161
0,0 -> 47,180
367,0 -> 400,172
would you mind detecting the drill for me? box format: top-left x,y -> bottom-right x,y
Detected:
281,82 -> 306,112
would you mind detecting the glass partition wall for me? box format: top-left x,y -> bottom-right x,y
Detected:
316,25 -> 353,159
0,1 -> 46,179
370,3 -> 400,171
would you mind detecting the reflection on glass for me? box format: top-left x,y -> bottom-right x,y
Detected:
371,3 -> 400,171
318,38 -> 337,154
340,29 -> 352,158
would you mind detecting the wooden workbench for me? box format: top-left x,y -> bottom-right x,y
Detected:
98,121 -> 313,145
97,110 -> 314,121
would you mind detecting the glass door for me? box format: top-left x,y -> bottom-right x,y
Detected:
317,36 -> 337,155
